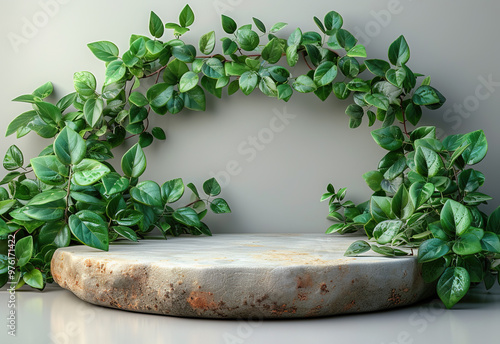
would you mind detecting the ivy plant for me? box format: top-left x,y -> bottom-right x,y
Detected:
0,5 -> 496,308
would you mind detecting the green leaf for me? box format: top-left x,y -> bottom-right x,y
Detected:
388,35 -> 410,66
182,85 -> 206,111
102,173 -> 130,195
453,233 -> 483,255
392,184 -> 414,220
346,45 -> 367,57
481,232 -> 500,253
38,221 -> 71,248
373,220 -> 404,244
336,29 -> 357,50
237,29 -> 259,51
104,60 -> 126,86
130,181 -> 162,207
161,178 -> 184,203
113,226 -> 138,242
253,17 -> 266,33
364,59 -> 390,77
486,206 -> 500,234
324,11 -> 343,31
0,199 -> 15,215
202,58 -> 225,79
414,146 -> 444,178
262,38 -> 283,64
222,38 -> 238,55
173,207 -> 201,227
33,81 -> 54,98
69,210 -> 109,251
87,41 -> 119,62
12,94 -> 37,103
458,169 -> 484,193
27,190 -> 66,206
199,31 -> 216,55
293,75 -> 317,93
362,170 -> 383,192
3,145 -> 24,171
345,104 -> 363,129
239,71 -> 259,95
371,126 -> 404,151
370,244 -> 408,257
128,92 -> 149,107
461,130 -> 487,165
23,268 -> 43,289
437,267 -> 470,309
412,85 -> 442,106
146,83 -> 174,108
15,236 -> 33,267
121,143 -> 146,178
179,4 -> 195,27
405,103 -> 422,126
385,67 -> 406,88
203,178 -> 221,196
364,94 -> 389,111
83,98 -> 104,128
440,199 -> 471,236
314,61 -> 337,87
167,92 -> 184,114
179,71 -> 199,93
210,198 -> 231,214
23,200 -> 65,221
259,76 -> 278,97
338,56 -> 359,78
417,238 -> 450,263
149,11 -> 164,38
422,258 -> 447,283
409,182 -> 434,208
370,196 -> 393,223
73,159 -> 110,186
35,101 -> 62,126
221,15 -> 237,34
6,110 -> 37,137
344,240 -> 371,256
73,71 -> 97,97
152,127 -> 166,140
270,22 -> 287,33
31,156 -> 69,185
54,127 -> 86,165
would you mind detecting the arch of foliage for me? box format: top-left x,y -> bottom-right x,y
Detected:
1,5 -> 499,308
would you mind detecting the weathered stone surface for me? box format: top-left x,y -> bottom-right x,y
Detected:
51,234 -> 434,318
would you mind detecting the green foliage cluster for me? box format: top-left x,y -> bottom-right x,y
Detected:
0,5 -> 496,308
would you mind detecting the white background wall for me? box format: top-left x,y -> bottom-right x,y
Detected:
1,0 -> 499,234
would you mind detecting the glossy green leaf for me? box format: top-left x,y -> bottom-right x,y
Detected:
146,83 -> 174,107
324,11 -> 343,30
347,45 -> 367,57
54,127 -> 85,165
199,31 -> 216,55
202,58 -> 225,79
373,220 -> 403,244
83,98 -> 104,128
345,104 -> 363,129
23,268 -> 43,289
203,178 -> 221,196
414,146 -> 444,178
437,267 -> 470,309
73,158 -> 110,186
23,200 -> 65,221
15,236 -> 33,267
149,11 -> 164,38
182,85 -> 206,111
453,233 -> 482,255
3,145 -> 24,171
121,143 -> 146,178
314,61 -> 337,87
35,101 -> 61,126
69,210 -> 108,251
113,226 -> 138,242
262,38 -> 283,64
38,221 -> 71,248
30,156 -> 69,185
392,184 -> 414,220
237,29 -> 259,51
173,207 -> 201,227
179,4 -> 195,27
461,130 -> 487,165
179,71 -> 199,93
388,35 -> 410,66
239,71 -> 259,95
87,41 -> 119,62
221,15 -> 237,34
413,85 -> 442,106
440,199 -> 471,236
370,196 -> 393,223
293,75 -> 317,93
104,60 -> 126,86
344,240 -> 370,256
417,238 -> 450,263
210,198 -> 231,214
422,258 -> 447,283
161,178 -> 184,203
131,181 -> 162,207
481,232 -> 500,253
128,92 -> 149,107
73,71 -> 97,97
371,126 -> 404,151
409,182 -> 434,208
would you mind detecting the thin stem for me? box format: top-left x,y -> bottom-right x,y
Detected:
64,166 -> 73,221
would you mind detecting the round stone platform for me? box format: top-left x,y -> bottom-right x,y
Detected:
51,234 -> 434,319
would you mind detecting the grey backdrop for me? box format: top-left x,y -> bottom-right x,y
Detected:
1,0 -> 499,233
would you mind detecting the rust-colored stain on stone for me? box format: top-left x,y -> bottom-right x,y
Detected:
388,289 -> 403,305
270,304 -> 297,316
84,259 -> 92,267
320,283 -> 329,294
343,300 -> 356,311
297,275 -> 313,289
297,293 -> 308,301
187,291 -> 218,311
